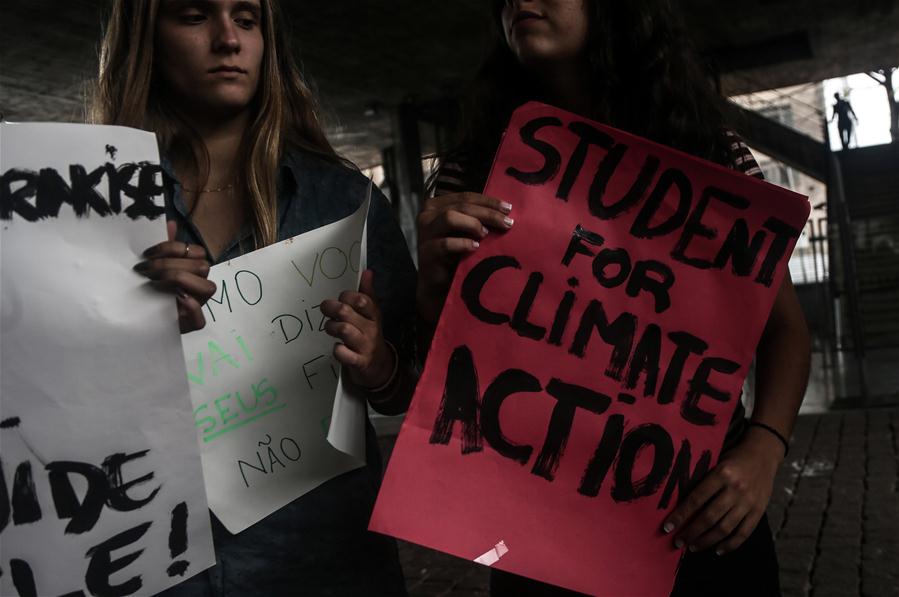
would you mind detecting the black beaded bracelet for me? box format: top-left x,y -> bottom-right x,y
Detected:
748,421 -> 790,457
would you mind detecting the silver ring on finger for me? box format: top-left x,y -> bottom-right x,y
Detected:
183,242 -> 191,258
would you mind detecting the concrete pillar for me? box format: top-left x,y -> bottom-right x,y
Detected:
389,100 -> 424,263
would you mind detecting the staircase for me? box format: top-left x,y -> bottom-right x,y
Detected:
726,85 -> 899,402
838,143 -> 899,349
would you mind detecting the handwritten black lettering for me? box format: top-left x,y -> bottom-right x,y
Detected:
429,346 -> 483,454
0,163 -> 165,222
506,116 -> 564,185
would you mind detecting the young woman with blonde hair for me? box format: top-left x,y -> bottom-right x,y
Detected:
95,0 -> 416,594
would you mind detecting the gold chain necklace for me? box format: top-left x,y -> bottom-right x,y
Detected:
181,182 -> 235,193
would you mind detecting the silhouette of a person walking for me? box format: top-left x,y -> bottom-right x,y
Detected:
831,92 -> 858,149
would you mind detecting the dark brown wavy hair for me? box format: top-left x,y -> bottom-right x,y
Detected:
442,0 -> 731,192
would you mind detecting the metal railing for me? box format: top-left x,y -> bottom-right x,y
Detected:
729,76 -> 828,142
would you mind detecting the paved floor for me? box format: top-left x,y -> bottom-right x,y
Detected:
768,408 -> 899,597
380,407 -> 899,597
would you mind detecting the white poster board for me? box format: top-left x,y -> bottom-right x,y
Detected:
181,195 -> 370,534
0,123 -> 215,596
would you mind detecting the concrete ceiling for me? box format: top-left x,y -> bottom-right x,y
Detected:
687,0 -> 899,95
1,0 -> 897,168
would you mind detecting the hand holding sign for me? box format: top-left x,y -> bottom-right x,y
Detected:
134,220 -> 217,333
416,192 -> 514,323
664,423 -> 783,553
321,269 -> 396,389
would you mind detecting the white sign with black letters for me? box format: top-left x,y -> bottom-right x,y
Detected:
0,122 -> 215,597
181,194 -> 370,534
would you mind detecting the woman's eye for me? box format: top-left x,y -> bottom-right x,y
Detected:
234,16 -> 258,29
180,12 -> 206,24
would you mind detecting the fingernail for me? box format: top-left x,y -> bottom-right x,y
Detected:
176,290 -> 189,300
504,216 -> 514,227
715,549 -> 724,556
662,522 -> 674,534
471,241 -> 480,249
143,246 -> 159,258
133,261 -> 149,272
674,539 -> 684,549
500,201 -> 513,213
481,226 -> 489,237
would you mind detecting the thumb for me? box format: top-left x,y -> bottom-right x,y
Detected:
359,269 -> 376,299
166,220 -> 178,242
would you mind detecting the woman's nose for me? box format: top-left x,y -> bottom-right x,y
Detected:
211,18 -> 241,53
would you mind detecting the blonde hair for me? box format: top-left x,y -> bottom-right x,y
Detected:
90,0 -> 341,248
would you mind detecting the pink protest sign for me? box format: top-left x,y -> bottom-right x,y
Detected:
370,102 -> 809,595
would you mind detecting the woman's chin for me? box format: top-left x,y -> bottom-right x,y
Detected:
186,96 -> 255,122
514,44 -> 574,70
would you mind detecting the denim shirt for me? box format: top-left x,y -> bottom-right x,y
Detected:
159,150 -> 415,597
164,150 -> 416,363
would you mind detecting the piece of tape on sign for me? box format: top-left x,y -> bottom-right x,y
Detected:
474,540 -> 509,566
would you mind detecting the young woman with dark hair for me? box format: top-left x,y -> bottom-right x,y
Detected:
93,1 -> 416,594
418,1 -> 810,595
